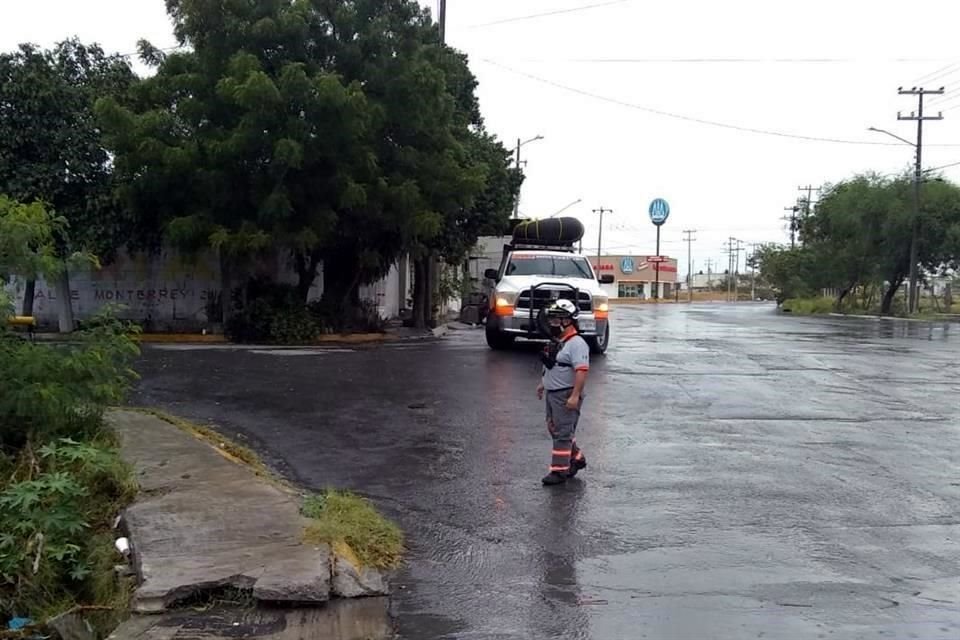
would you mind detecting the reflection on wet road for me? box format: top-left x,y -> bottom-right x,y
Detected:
133,305 -> 960,639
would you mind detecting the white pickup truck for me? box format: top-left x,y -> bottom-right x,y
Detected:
483,246 -> 613,354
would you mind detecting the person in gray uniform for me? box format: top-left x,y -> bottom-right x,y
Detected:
536,299 -> 590,486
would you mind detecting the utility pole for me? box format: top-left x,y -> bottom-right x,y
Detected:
705,258 -> 714,291
734,239 -> 744,302
683,229 -> 696,302
798,184 -> 819,220
438,0 -> 447,43
898,86 -> 945,313
783,204 -> 801,249
513,138 -> 526,218
724,238 -> 735,302
749,243 -> 759,301
593,207 -> 613,273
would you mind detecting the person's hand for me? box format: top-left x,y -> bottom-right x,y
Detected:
536,383 -> 544,400
566,393 -> 580,410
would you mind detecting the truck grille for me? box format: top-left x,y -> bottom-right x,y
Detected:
515,289 -> 592,312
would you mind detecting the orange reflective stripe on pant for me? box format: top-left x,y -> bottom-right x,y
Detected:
550,465 -> 570,472
552,449 -> 572,456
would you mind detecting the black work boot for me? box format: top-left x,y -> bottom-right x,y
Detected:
567,457 -> 587,478
542,472 -> 568,486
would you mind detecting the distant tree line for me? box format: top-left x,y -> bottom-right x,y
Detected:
755,173 -> 960,314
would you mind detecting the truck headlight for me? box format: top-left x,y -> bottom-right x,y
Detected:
594,297 -> 610,319
494,292 -> 517,315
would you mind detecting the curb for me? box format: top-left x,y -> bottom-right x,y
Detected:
827,312 -> 959,323
137,333 -> 227,344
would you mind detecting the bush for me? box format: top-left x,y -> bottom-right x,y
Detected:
781,297 -> 836,314
0,313 -> 141,449
226,279 -> 386,343
0,438 -> 136,618
0,310 -> 140,623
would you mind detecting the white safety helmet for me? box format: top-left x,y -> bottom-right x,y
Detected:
546,298 -> 579,321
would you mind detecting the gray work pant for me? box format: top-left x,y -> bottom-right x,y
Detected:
545,389 -> 585,473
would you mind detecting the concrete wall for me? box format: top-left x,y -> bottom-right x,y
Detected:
5,248 -> 405,331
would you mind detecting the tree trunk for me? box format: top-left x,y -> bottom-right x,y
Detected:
53,268 -> 75,333
835,279 -> 857,312
412,257 -> 428,329
881,279 -> 903,315
320,256 -> 362,329
219,250 -> 233,324
21,279 -> 36,316
295,251 -> 321,304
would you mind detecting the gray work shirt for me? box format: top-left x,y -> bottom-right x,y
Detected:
542,334 -> 591,391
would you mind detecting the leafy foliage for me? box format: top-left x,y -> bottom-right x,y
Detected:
758,173 -> 960,313
0,437 -> 136,618
0,197 -> 140,621
99,0 -> 519,331
224,280 -> 384,343
0,39 -> 137,259
0,312 -> 141,449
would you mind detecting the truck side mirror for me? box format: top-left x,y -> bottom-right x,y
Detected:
599,274 -> 615,284
484,268 -> 499,281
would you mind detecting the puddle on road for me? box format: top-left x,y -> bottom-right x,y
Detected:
111,598 -> 393,640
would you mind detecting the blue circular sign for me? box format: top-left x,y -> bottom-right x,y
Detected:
649,198 -> 671,226
620,257 -> 635,274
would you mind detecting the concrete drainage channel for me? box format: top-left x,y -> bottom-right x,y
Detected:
109,598 -> 393,640
105,410 -> 397,640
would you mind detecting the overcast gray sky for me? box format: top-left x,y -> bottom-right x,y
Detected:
5,0 -> 960,276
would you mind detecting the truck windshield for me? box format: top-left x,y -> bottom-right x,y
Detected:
506,255 -> 595,279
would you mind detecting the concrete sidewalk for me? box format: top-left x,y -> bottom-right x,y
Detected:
109,410 -> 334,613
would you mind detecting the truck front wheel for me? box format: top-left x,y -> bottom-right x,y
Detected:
485,326 -> 515,350
586,324 -> 610,355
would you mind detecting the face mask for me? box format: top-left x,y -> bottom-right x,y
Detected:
549,325 -> 563,338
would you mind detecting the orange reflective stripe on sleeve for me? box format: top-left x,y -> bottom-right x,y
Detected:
575,365 -> 590,372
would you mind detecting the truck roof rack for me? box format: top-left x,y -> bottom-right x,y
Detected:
508,242 -> 577,253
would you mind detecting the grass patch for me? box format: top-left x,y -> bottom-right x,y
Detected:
301,491 -> 404,570
128,408 -> 268,477
781,297 -> 837,314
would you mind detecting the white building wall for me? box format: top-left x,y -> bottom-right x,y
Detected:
5,248 -> 407,331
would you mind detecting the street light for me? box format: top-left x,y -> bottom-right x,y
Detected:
513,135 -> 544,218
548,198 -> 582,218
867,126 -> 923,313
867,127 -> 914,147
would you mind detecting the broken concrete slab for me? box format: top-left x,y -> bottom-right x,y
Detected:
332,549 -> 390,598
107,599 -> 392,640
108,410 -> 331,612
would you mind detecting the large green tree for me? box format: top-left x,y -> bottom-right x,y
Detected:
101,0 -> 518,328
762,172 -> 960,313
0,40 -> 134,325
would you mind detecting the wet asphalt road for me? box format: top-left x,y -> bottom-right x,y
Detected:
131,304 -> 960,640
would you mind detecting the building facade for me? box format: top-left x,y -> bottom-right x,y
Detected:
590,255 -> 679,299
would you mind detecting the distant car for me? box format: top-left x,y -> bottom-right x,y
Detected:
483,247 -> 613,354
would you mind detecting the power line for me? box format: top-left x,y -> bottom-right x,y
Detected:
481,59 -> 960,147
912,61 -> 960,85
467,0 -> 631,29
510,56 -> 960,65
910,66 -> 960,88
926,159 -> 960,172
117,44 -> 185,59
